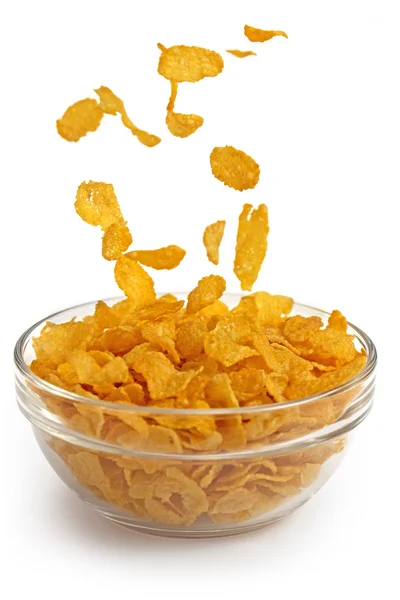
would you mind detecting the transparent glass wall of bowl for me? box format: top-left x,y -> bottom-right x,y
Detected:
34,427 -> 349,537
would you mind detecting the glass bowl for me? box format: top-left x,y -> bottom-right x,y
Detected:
14,294 -> 377,538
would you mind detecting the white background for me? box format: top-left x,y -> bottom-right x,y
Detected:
1,0 -> 399,597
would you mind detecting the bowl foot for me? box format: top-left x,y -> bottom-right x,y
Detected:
92,504 -> 286,538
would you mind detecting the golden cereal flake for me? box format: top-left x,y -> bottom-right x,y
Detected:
94,86 -> 161,148
203,220 -> 226,265
244,25 -> 288,43
186,275 -> 226,314
124,344 -> 202,400
56,98 -> 104,142
226,49 -> 256,58
126,245 -> 186,270
210,146 -> 260,191
234,204 -> 269,291
166,82 -> 204,138
102,223 -> 132,261
204,316 -> 258,367
75,181 -> 124,231
158,45 -> 224,83
114,255 -> 156,305
328,310 -> 348,332
233,291 -> 293,325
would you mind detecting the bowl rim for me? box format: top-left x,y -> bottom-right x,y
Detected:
14,294 -> 377,416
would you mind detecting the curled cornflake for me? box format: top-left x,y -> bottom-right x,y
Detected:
204,316 -> 258,367
229,368 -> 267,402
75,181 -> 132,262
244,25 -> 288,43
126,245 -> 186,270
203,220 -> 226,265
94,86 -> 161,148
234,204 -> 269,291
102,223 -> 132,261
283,315 -> 357,367
298,328 -> 358,367
67,452 -> 114,500
265,372 -> 289,402
186,275 -> 226,314
328,310 -> 348,332
110,298 -> 137,321
226,49 -> 256,58
199,300 -> 229,318
149,467 -> 208,525
124,344 -> 201,400
114,255 -> 156,305
33,320 -> 93,364
97,326 -> 142,355
176,319 -> 208,359
68,350 -> 130,388
166,82 -> 204,138
75,181 -> 124,231
158,44 -> 224,83
92,301 -> 120,331
233,291 -> 293,325
56,98 -> 104,142
206,374 -> 239,408
159,293 -> 178,302
210,146 -> 260,191
210,488 -> 256,516
284,315 -> 323,344
166,111 -> 204,138
121,299 -> 184,326
141,320 -> 180,364
286,355 -> 367,400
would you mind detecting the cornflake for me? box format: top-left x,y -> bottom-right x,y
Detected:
165,82 -> 204,138
56,98 -> 104,142
102,223 -> 132,261
114,255 -> 156,305
234,204 -> 269,291
244,25 -> 288,43
210,146 -> 260,191
75,181 -> 124,231
226,50 -> 256,58
158,44 -> 224,83
95,86 -> 161,147
126,245 -> 186,270
186,275 -> 226,314
203,220 -> 225,265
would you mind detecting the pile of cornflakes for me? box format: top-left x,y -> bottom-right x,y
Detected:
30,25 -> 368,527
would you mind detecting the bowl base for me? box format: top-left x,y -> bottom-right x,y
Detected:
93,504 -> 286,538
